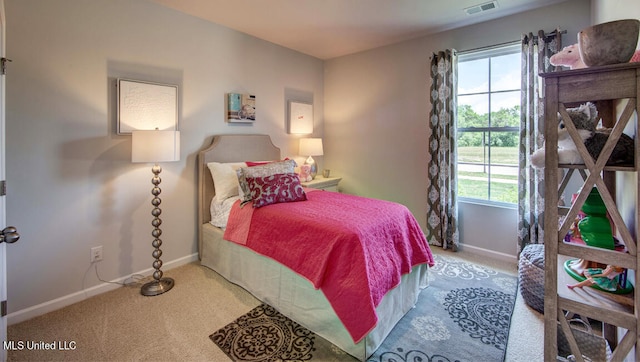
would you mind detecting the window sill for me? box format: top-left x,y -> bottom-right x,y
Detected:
458,197 -> 517,210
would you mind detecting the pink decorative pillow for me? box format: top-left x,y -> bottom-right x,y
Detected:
245,157 -> 291,167
246,173 -> 307,208
238,159 -> 297,204
245,161 -> 272,167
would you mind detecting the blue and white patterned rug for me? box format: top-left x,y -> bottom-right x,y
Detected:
367,253 -> 518,362
210,253 -> 517,361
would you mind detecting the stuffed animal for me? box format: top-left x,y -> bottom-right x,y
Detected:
299,164 -> 312,182
551,44 -> 640,69
531,102 -> 634,168
550,44 -> 587,69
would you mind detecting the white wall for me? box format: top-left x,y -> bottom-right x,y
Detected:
590,0 -> 640,246
590,3 -> 639,360
590,0 -> 640,266
5,0 -> 324,319
3,0 -> 602,322
592,0 -> 640,37
324,0 -> 591,261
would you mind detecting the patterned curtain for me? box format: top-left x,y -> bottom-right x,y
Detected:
517,30 -> 561,253
426,49 -> 459,251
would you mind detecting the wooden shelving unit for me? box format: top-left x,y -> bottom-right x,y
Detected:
542,62 -> 640,362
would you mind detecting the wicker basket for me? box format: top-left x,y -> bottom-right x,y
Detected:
557,317 -> 610,361
518,244 -> 545,313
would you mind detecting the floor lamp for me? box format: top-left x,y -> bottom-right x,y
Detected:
131,129 -> 180,296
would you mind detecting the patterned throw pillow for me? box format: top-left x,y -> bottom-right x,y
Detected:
246,173 -> 307,208
238,159 -> 297,204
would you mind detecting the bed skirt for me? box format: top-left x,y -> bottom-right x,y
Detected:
201,223 -> 429,360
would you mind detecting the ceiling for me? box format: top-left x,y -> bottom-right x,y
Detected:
149,0 -> 570,60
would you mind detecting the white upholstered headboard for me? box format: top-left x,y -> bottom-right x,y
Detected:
197,134 -> 281,256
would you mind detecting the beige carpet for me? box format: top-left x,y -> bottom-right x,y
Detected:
7,248 -> 543,361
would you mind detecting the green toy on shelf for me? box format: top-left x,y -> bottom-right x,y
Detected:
577,187 -> 614,250
566,187 -> 633,294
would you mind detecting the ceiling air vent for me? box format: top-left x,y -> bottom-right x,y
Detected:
464,1 -> 498,15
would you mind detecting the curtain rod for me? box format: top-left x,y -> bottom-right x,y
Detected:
458,29 -> 567,55
458,40 -> 520,55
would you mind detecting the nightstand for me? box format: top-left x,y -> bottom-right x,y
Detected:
301,176 -> 342,192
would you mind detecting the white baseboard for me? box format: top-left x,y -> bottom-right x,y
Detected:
458,244 -> 518,265
7,253 -> 199,326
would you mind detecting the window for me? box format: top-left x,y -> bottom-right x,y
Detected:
457,43 -> 521,205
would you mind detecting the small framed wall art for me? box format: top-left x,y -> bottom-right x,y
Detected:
117,79 -> 178,134
288,101 -> 313,134
227,93 -> 256,123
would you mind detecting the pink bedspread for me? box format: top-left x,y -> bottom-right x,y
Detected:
223,189 -> 434,343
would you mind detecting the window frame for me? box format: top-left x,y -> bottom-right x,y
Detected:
456,42 -> 521,208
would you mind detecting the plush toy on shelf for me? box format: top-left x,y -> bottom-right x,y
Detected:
550,44 -> 587,69
550,43 -> 640,70
530,102 -> 634,168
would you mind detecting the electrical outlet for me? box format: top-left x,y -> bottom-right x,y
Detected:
90,246 -> 103,263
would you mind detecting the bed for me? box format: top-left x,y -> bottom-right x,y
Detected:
197,134 -> 433,360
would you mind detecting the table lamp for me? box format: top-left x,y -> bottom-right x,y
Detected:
299,138 -> 323,179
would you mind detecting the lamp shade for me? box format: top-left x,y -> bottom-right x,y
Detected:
131,130 -> 180,163
299,138 -> 323,156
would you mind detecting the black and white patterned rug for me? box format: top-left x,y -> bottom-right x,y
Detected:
210,253 -> 517,361
210,303 -> 352,361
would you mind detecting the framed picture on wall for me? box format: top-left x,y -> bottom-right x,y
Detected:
227,93 -> 256,123
117,79 -> 179,134
288,101 -> 313,134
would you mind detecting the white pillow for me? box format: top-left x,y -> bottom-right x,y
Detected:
207,162 -> 246,201
210,196 -> 240,228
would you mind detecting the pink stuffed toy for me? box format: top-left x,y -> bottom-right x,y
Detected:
299,164 -> 312,182
550,44 -> 587,69
551,43 -> 640,69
